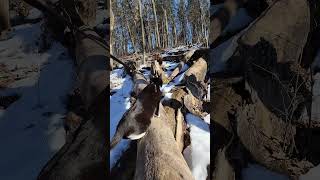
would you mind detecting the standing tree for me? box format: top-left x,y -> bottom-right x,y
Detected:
151,0 -> 161,48
0,0 -> 11,38
138,0 -> 146,64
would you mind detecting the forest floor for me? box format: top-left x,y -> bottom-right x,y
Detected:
0,4 -> 107,179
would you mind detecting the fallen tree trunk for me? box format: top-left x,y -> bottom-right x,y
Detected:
38,27 -> 108,180
211,0 -> 320,179
135,104 -> 194,180
21,1 -> 108,179
0,0 -> 11,38
209,0 -> 273,48
184,57 -> 208,100
167,49 -> 196,82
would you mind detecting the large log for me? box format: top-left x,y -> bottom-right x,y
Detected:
211,0 -> 320,179
167,49 -> 196,82
184,57 -> 208,100
209,0 -> 274,49
135,104 -> 194,180
21,1 -> 109,178
0,0 -> 11,38
38,27 -> 108,180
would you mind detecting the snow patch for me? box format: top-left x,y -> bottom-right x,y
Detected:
110,69 -> 133,169
185,113 -> 210,180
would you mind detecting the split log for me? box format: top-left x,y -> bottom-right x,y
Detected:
163,87 -> 189,152
184,94 -> 208,119
132,71 -> 148,97
184,57 -> 208,99
134,104 -> 194,180
167,49 -> 196,82
211,78 -> 242,179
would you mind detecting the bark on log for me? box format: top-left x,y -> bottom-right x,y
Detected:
167,49 -> 196,82
184,57 -> 208,99
132,71 -> 148,97
0,0 -> 11,37
20,1 -> 108,179
38,28 -> 108,180
151,60 -> 167,83
240,0 -> 310,64
184,94 -> 208,119
134,104 -> 194,180
211,0 -> 320,178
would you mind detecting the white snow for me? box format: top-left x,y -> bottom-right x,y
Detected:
0,22 -> 75,179
242,164 -> 288,180
161,44 -> 202,58
109,68 -> 133,169
185,113 -> 210,180
210,32 -> 242,73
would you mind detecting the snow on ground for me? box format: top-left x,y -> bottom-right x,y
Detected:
243,164 -> 288,180
109,68 -> 133,169
161,44 -> 202,58
184,113 -> 210,180
0,21 -> 75,179
161,62 -> 190,93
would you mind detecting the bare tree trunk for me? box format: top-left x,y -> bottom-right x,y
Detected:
172,17 -> 178,46
0,0 -> 11,37
164,8 -> 169,48
138,0 -> 145,64
109,0 -> 114,69
126,19 -> 137,53
151,0 -> 161,48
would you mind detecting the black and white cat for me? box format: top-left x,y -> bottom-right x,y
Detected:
110,78 -> 163,149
